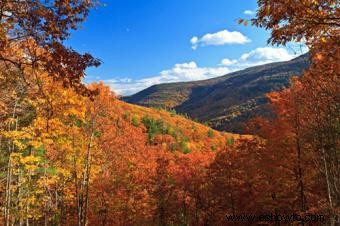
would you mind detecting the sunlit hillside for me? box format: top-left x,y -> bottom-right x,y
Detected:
118,99 -> 248,153
0,0 -> 338,225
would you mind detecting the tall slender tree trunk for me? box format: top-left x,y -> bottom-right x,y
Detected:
4,157 -> 12,226
321,147 -> 335,225
291,96 -> 306,225
83,119 -> 95,226
296,135 -> 306,212
4,98 -> 19,226
77,118 -> 95,226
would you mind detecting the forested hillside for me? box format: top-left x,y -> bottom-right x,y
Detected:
124,54 -> 310,133
0,0 -> 338,225
0,71 -> 241,224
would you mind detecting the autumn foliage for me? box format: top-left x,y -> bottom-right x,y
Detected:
0,0 -> 339,225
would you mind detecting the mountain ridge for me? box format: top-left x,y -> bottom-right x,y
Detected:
124,53 -> 310,133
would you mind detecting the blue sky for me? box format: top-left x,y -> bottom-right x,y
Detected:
66,0 -> 306,95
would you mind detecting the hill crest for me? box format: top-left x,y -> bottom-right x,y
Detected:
124,53 -> 310,133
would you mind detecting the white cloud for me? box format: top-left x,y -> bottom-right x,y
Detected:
106,62 -> 231,96
220,47 -> 296,70
107,47 -> 302,96
220,58 -> 237,66
244,10 -> 255,15
191,29 -> 250,49
190,37 -> 199,50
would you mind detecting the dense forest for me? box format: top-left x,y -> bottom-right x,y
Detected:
0,0 -> 339,225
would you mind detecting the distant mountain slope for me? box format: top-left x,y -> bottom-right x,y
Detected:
124,53 -> 310,133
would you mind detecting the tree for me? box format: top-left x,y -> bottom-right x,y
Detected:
251,1 -> 339,224
0,0 -> 100,95
252,0 -> 339,46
